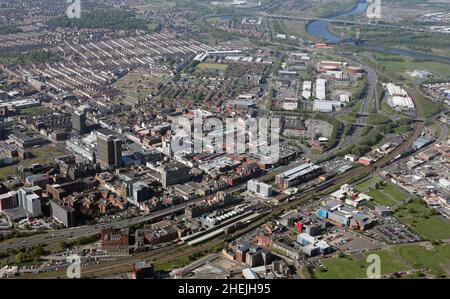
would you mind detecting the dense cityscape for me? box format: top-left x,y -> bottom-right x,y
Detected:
0,0 -> 449,284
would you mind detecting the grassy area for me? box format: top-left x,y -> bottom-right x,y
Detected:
417,94 -> 445,119
312,0 -> 356,18
315,250 -> 409,279
0,144 -> 68,179
366,113 -> 392,126
197,63 -> 229,71
351,101 -> 364,113
396,199 -> 450,241
147,22 -> 162,32
367,189 -> 397,207
394,124 -> 414,134
19,106 -> 52,116
355,177 -> 382,192
376,59 -> 450,80
278,19 -> 311,42
356,179 -> 450,241
355,177 -> 450,241
155,241 -> 225,272
356,177 -> 410,207
355,177 -> 408,200
0,25 -> 21,34
155,256 -> 191,272
336,112 -> 357,124
383,182 -> 409,201
398,244 -> 450,278
316,244 -> 450,279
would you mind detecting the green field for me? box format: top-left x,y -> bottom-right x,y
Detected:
396,200 -> 450,241
378,59 -> 450,79
355,49 -> 450,79
315,250 -> 410,279
357,180 -> 450,241
0,144 -> 68,179
356,177 -> 409,202
355,177 -> 382,192
197,63 -> 229,71
383,182 -> 409,201
354,177 -> 450,241
317,244 -> 450,279
417,95 -> 445,119
398,244 -> 450,278
367,189 -> 397,207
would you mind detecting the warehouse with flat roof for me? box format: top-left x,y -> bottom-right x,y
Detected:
275,163 -> 322,190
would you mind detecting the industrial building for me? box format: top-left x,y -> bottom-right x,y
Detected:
275,163 -> 322,190
315,78 -> 327,100
313,100 -> 342,112
384,83 -> 414,110
302,80 -> 312,99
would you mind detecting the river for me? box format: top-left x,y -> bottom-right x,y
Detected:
305,0 -> 450,63
306,1 -> 368,44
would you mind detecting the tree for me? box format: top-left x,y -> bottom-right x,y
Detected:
58,240 -> 68,250
15,252 -> 25,264
31,246 -> 44,257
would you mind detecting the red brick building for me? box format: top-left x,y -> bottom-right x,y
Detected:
100,228 -> 130,254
